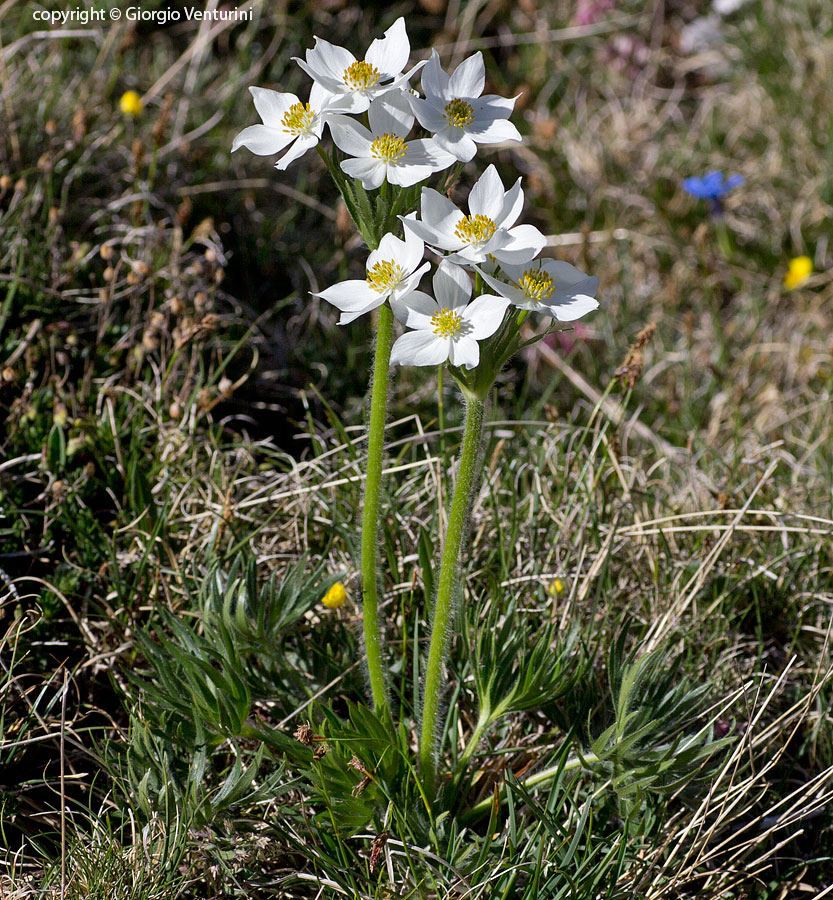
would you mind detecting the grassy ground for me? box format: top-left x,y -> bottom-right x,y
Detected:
1,0 -> 832,896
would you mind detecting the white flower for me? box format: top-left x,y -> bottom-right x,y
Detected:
231,83 -> 347,170
390,260 -> 509,368
316,226 -> 429,325
402,165 -> 545,266
293,17 -> 422,114
479,259 -> 599,321
329,96 -> 456,189
410,50 -> 522,162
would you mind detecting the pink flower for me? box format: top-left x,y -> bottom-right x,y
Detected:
574,0 -> 615,27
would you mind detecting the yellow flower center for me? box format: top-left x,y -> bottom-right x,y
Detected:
431,308 -> 464,337
343,60 -> 381,91
520,267 -> 555,303
454,214 -> 496,244
366,259 -> 404,292
444,98 -> 475,128
370,133 -> 407,162
281,102 -> 315,135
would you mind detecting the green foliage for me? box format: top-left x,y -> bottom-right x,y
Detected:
125,718 -> 289,831
468,601 -> 585,731
580,631 -> 733,823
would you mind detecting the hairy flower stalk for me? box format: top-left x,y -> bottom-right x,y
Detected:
361,301 -> 395,722
420,395 -> 486,794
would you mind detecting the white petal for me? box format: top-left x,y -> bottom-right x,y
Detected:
420,51 -> 450,100
249,87 -> 296,127
546,260 -> 598,291
231,124 -> 293,156
399,222 -> 425,272
433,128 -> 477,162
462,293 -> 510,338
497,177 -> 524,228
368,95 -> 413,137
329,117 -> 373,156
390,330 -> 450,366
365,17 -> 409,78
401,215 -> 460,252
433,260 -> 472,310
405,138 -> 457,172
491,225 -> 546,265
316,279 -> 378,310
448,52 -> 485,99
392,260 -> 431,300
410,97 -> 447,133
474,93 -> 517,116
294,57 -> 345,96
371,232 -> 408,270
275,135 -> 318,170
468,165 -> 504,221
341,157 -> 386,189
477,268 -> 526,306
338,298 -> 385,325
395,290 -> 438,328
469,116 -> 522,144
387,161 -> 436,187
544,295 -> 599,322
305,38 -> 356,84
310,81 -> 349,113
449,336 -> 480,369
377,89 -> 416,130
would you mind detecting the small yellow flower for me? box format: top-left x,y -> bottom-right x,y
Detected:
321,582 -> 347,610
784,256 -> 812,290
119,90 -> 143,117
547,578 -> 567,598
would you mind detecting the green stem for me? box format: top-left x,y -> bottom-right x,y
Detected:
361,302 -> 395,723
461,752 -> 596,822
420,397 -> 487,795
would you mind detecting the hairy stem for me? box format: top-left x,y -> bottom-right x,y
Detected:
361,302 -> 394,723
420,397 -> 486,796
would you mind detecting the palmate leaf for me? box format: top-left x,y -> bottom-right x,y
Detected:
124,714 -> 293,830
468,599 -> 585,726
579,637 -> 734,818
303,701 -> 417,835
203,552 -> 344,648
128,609 -> 252,747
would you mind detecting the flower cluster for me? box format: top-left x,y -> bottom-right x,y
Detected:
232,17 -> 599,370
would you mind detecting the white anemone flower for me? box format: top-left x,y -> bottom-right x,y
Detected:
330,96 -> 456,189
316,226 -> 429,325
231,83 -> 347,170
293,17 -> 423,114
402,165 -> 545,266
410,50 -> 522,162
391,260 -> 509,369
479,259 -> 599,321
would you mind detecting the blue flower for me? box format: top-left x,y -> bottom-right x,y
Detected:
682,171 -> 744,199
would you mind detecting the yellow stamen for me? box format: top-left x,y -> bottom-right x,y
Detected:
444,98 -> 475,128
370,133 -> 407,162
281,102 -> 315,135
431,308 -> 463,337
520,267 -> 554,303
454,214 -> 496,244
343,60 -> 381,91
366,259 -> 404,292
